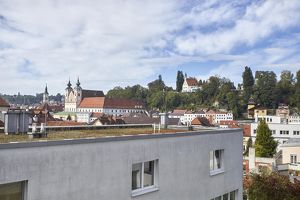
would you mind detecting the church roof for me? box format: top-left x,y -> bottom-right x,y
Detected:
0,96 -> 9,107
82,90 -> 105,98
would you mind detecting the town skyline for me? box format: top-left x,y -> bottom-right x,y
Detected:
0,0 -> 300,94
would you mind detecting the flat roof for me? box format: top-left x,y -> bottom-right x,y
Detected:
0,128 -> 241,149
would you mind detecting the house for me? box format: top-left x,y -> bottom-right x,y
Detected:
277,139 -> 300,179
182,77 -> 201,92
0,128 -> 243,200
191,117 -> 211,126
276,104 -> 290,118
219,120 -> 239,129
251,115 -> 300,147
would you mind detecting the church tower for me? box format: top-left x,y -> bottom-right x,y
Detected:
74,77 -> 82,107
65,79 -> 73,103
43,84 -> 49,103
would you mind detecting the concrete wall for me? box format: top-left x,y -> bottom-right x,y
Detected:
0,129 -> 243,200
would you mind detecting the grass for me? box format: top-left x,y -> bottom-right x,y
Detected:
0,128 -> 183,144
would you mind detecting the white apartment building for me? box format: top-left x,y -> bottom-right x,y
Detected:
251,115 -> 300,146
0,129 -> 243,200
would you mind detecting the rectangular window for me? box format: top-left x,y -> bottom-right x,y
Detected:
291,154 -> 297,165
272,130 -> 276,135
254,129 -> 256,134
132,160 -> 158,196
0,181 -> 27,200
211,190 -> 237,200
293,131 -> 300,135
210,149 -> 224,174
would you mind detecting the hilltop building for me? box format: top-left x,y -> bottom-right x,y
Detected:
182,77 -> 201,93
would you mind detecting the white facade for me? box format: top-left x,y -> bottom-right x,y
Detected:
215,113 -> 233,124
181,78 -> 200,93
0,129 -> 243,200
289,114 -> 300,124
251,123 -> 300,146
182,112 -> 205,125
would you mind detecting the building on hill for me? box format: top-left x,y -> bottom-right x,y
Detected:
182,77 -> 201,92
64,78 -> 105,112
64,79 -> 146,119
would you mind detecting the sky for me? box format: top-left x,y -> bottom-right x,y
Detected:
0,0 -> 300,95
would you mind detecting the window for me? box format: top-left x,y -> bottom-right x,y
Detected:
280,130 -> 289,135
210,149 -> 224,175
0,181 -> 27,200
272,130 -> 276,135
132,160 -> 158,196
291,154 -> 297,165
293,131 -> 300,135
254,129 -> 256,134
210,190 -> 237,200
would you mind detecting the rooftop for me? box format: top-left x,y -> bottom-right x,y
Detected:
0,126 -> 240,144
0,128 -> 241,148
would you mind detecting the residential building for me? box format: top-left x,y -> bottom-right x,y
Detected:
182,77 -> 200,93
0,129 -> 243,200
276,104 -> 290,118
251,115 -> 300,146
289,113 -> 300,124
243,124 -> 251,153
277,139 -> 300,178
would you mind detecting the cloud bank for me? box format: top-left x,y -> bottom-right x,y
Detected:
0,0 -> 300,94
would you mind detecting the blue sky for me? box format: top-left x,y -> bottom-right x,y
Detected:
0,0 -> 300,94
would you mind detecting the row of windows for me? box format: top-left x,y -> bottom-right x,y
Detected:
132,149 -> 225,196
210,190 -> 237,200
290,154 -> 298,165
254,130 -> 300,136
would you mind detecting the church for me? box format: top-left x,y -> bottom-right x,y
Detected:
64,78 -> 146,120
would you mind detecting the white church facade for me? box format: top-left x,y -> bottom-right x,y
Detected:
64,79 -> 146,120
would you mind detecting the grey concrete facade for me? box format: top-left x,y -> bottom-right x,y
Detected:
0,129 -> 243,200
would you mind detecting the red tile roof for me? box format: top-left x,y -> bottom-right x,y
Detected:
104,98 -> 144,109
186,78 -> 198,86
0,97 -> 9,107
47,121 -> 86,126
191,117 -> 211,126
79,97 -> 105,108
91,112 -> 104,118
172,109 -> 187,115
79,97 -> 145,109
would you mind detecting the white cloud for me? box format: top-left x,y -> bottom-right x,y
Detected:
0,0 -> 299,94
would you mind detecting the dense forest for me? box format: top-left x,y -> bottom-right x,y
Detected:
106,67 -> 300,118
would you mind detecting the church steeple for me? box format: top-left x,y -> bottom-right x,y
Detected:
43,84 -> 49,103
44,84 -> 48,95
76,77 -> 80,87
67,78 -> 72,88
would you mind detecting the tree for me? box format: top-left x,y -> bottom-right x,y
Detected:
276,70 -> 294,105
253,71 -> 277,108
176,71 -> 184,92
243,137 -> 252,156
246,172 -> 300,200
291,70 -> 300,111
255,120 -> 277,157
242,66 -> 254,105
